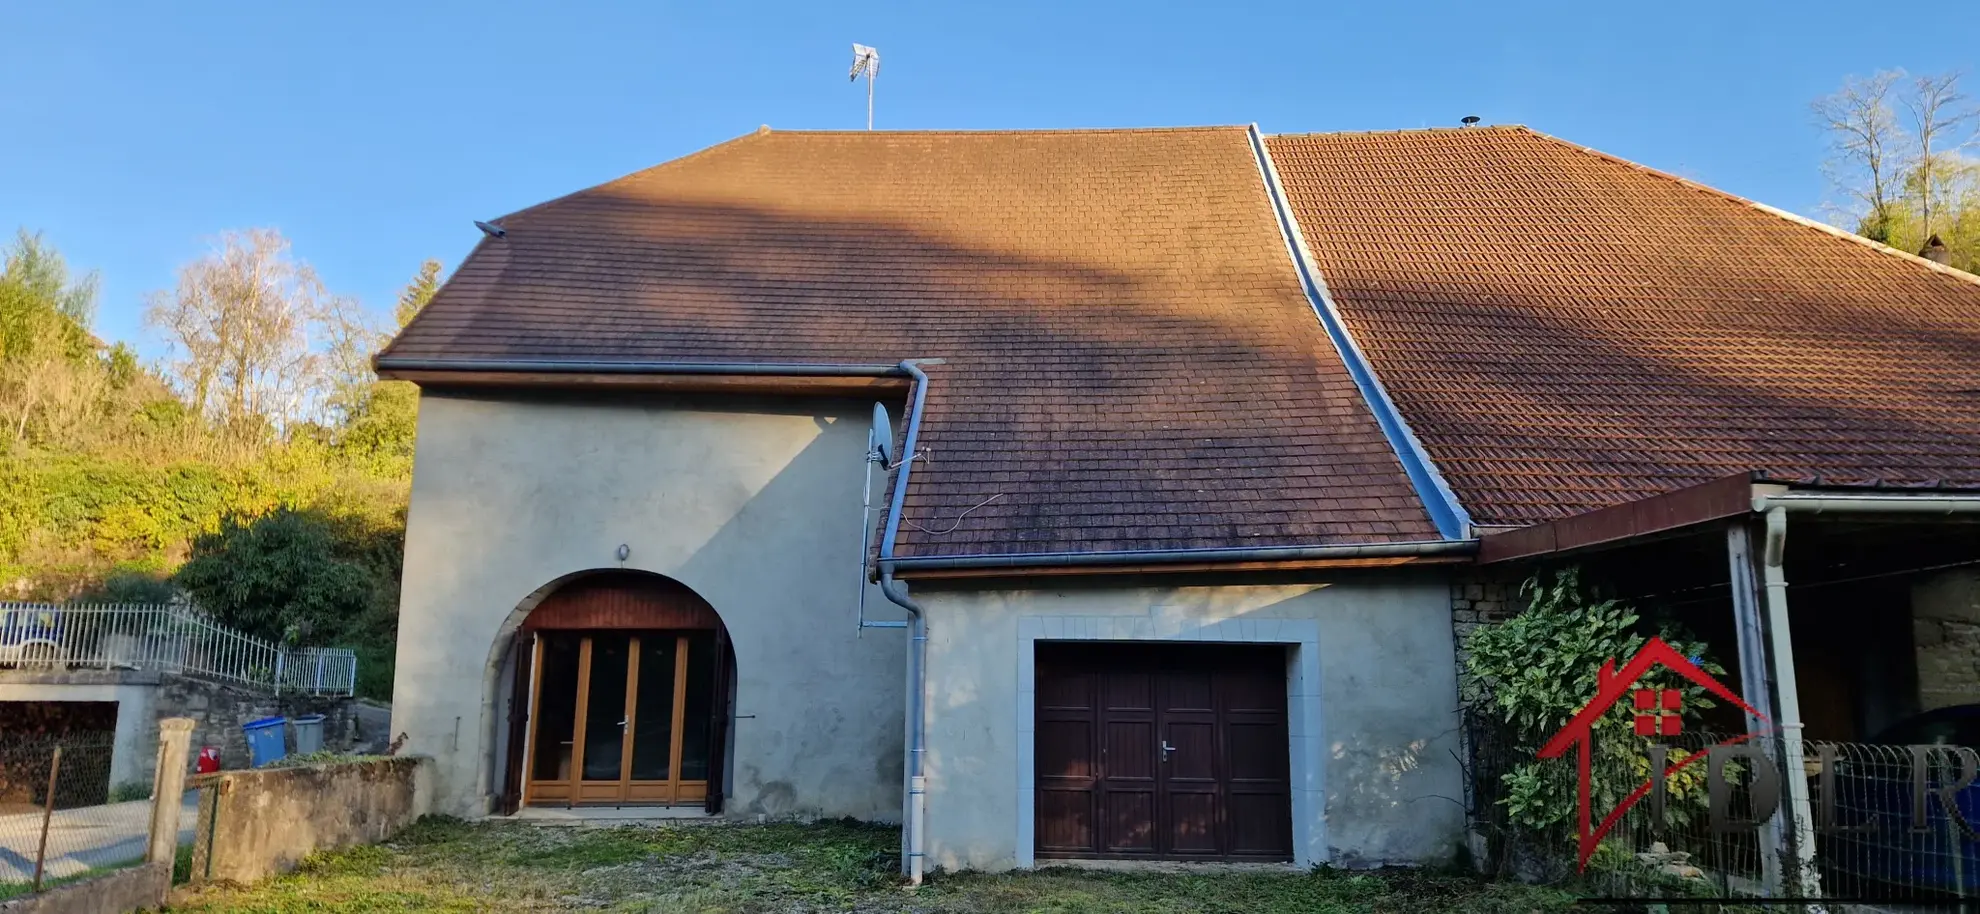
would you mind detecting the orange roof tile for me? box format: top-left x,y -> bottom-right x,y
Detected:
381,128 -> 1442,556
1265,126 -> 1980,526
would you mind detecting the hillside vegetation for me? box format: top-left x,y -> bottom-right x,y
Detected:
0,229 -> 436,697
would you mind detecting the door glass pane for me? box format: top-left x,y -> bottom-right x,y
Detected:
531,635 -> 581,781
581,634 -> 631,781
680,632 -> 718,781
629,636 -> 678,781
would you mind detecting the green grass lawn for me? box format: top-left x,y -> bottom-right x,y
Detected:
163,817 -> 1576,913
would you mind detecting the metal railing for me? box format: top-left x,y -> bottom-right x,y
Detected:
0,602 -> 356,696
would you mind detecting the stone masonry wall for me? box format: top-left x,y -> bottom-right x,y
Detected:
1450,566 -> 1526,676
156,676 -> 357,770
1912,569 -> 1980,711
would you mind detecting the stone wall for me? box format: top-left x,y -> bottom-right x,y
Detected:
1449,566 -> 1524,675
189,756 -> 432,885
0,862 -> 170,914
155,675 -> 358,770
1912,569 -> 1980,711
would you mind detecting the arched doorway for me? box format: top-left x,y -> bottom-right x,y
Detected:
499,571 -> 732,813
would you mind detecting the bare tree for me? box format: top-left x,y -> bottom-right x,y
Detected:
145,229 -> 328,437
1900,70 -> 1978,240
1814,70 -> 1906,241
320,293 -> 391,425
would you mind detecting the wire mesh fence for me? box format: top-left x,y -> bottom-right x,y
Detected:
1465,711 -> 1980,910
0,734 -> 161,897
0,602 -> 356,695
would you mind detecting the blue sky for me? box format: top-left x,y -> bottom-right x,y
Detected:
2,1 -> 1971,356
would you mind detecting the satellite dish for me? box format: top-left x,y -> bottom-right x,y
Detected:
870,403 -> 895,465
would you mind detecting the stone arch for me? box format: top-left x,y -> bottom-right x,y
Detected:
476,569 -> 733,816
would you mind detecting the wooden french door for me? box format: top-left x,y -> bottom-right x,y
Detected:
1034,642 -> 1293,861
523,631 -> 718,807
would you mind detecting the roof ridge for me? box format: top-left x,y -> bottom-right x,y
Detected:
1515,126 -> 1980,290
763,125 -> 1249,136
1264,125 -> 1531,139
493,128 -> 775,224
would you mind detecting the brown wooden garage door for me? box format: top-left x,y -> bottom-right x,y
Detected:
1035,642 -> 1293,861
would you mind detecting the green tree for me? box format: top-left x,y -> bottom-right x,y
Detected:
0,229 -> 98,344
0,230 -> 109,445
395,259 -> 442,328
172,507 -> 380,646
331,262 -> 439,473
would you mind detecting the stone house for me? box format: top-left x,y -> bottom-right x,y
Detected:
379,123 -> 1980,875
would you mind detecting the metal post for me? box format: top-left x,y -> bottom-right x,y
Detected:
32,746 -> 62,892
1727,522 -> 1785,896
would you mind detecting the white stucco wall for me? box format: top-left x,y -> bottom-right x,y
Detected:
392,390 -> 908,819
913,578 -> 1465,871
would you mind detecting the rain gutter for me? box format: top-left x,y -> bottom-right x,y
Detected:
886,539 -> 1477,573
1751,493 -> 1980,515
373,357 -> 910,378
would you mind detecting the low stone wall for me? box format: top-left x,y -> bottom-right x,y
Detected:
188,756 -> 431,885
0,861 -> 169,914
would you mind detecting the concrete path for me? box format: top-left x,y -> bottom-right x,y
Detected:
0,790 -> 197,883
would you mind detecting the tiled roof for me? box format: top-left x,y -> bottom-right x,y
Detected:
382,127 -> 1441,556
1265,126 -> 1980,527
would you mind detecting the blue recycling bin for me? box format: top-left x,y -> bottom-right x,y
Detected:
243,716 -> 288,767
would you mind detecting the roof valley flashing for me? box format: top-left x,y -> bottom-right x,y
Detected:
1245,124 -> 1474,541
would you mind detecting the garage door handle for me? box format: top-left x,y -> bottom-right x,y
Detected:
1161,740 -> 1175,762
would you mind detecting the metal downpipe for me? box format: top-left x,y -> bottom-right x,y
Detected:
876,360 -> 932,885
880,572 -> 926,886
1760,507 -> 1821,896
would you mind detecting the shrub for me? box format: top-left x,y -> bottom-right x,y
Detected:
1464,568 -> 1726,840
173,508 -> 380,646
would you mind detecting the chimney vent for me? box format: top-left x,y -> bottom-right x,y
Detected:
1920,234 -> 1951,265
1461,115 -> 1481,128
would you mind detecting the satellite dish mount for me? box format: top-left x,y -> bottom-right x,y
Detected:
869,403 -> 895,466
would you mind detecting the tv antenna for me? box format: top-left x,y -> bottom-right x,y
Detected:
849,44 -> 880,130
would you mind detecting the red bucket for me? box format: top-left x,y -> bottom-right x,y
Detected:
196,745 -> 221,774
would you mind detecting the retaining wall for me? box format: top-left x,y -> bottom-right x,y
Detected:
189,756 -> 431,885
